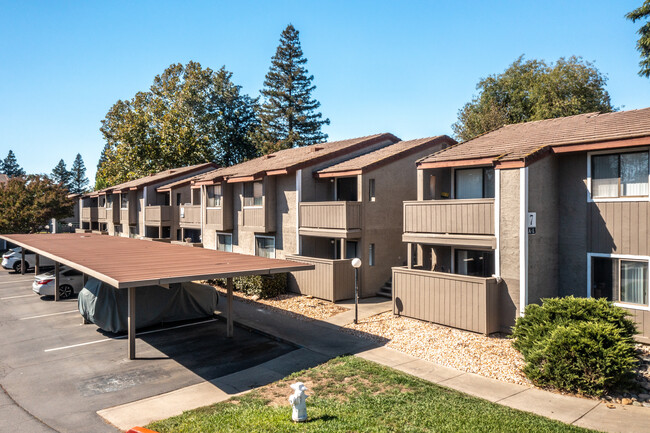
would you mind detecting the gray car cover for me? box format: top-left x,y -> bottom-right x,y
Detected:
78,278 -> 218,333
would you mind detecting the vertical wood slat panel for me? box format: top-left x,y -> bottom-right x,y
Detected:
403,200 -> 494,235
298,202 -> 361,230
590,201 -> 650,255
287,255 -> 355,302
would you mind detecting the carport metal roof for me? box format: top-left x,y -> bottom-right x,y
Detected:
0,233 -> 312,288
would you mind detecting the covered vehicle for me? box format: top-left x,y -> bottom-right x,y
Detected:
32,266 -> 84,299
2,247 -> 55,273
78,278 -> 219,333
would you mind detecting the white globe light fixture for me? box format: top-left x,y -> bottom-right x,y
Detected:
351,258 -> 362,323
351,258 -> 362,268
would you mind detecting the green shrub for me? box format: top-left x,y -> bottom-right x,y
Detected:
523,321 -> 638,395
212,273 -> 287,299
512,296 -> 638,395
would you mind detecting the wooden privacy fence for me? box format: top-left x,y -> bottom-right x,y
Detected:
287,254 -> 356,302
392,266 -> 500,335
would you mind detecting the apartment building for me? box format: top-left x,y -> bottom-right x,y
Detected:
79,163 -> 217,237
393,108 -> 650,342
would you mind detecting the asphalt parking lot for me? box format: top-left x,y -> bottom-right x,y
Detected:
0,270 -> 296,433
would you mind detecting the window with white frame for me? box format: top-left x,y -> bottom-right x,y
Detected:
207,184 -> 222,207
591,151 -> 649,199
255,235 -> 275,258
455,167 -> 494,199
243,181 -> 263,207
106,195 -> 113,208
217,233 -> 232,252
369,243 -> 375,266
368,179 -> 376,202
121,193 -> 129,209
591,255 -> 648,306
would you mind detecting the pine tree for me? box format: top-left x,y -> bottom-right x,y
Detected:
1,150 -> 25,177
69,154 -> 89,194
51,159 -> 72,189
257,24 -> 330,154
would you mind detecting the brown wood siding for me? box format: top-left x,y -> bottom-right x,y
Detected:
588,201 -> 650,255
242,207 -> 264,227
81,207 -> 95,222
179,205 -> 201,227
299,201 -> 362,230
145,205 -> 172,224
286,254 -> 356,301
392,266 -> 500,335
622,307 -> 650,344
403,199 -> 495,235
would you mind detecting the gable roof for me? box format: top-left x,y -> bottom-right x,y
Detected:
418,108 -> 650,169
314,136 -> 455,178
192,133 -> 400,184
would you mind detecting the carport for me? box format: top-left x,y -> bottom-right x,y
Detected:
0,233 -> 313,359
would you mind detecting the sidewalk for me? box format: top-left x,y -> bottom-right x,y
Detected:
99,294 -> 650,433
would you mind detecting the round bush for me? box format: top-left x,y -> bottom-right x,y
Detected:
523,321 -> 638,395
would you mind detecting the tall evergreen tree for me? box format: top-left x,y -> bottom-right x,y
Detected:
51,159 -> 72,189
627,1 -> 650,78
69,154 -> 89,194
256,24 -> 330,154
1,150 -> 25,177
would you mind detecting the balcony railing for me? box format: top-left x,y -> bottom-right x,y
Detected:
392,266 -> 500,335
299,201 -> 362,231
145,205 -> 172,224
205,207 -> 232,231
179,205 -> 201,227
81,207 -> 98,221
286,255 -> 355,302
403,199 -> 494,235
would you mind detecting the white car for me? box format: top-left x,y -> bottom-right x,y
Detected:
2,247 -> 54,273
32,266 -> 84,299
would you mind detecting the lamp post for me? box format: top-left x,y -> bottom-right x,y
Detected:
351,258 -> 362,324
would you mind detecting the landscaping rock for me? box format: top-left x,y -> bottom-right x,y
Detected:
621,398 -> 633,405
639,393 -> 650,401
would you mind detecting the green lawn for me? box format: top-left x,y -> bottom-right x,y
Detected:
148,356 -> 598,433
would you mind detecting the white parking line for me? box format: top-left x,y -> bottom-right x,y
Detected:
0,279 -> 34,285
44,318 -> 218,352
20,310 -> 79,320
1,294 -> 34,300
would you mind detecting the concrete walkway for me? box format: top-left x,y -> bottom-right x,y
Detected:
99,295 -> 650,433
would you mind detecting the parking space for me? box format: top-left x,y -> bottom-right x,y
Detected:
0,271 -> 296,433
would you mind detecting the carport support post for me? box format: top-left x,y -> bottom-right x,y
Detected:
35,254 -> 39,275
226,277 -> 233,338
54,262 -> 60,302
20,249 -> 25,275
128,287 -> 136,360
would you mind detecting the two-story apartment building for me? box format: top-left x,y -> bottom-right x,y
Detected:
393,108 -> 650,342
79,163 -> 217,237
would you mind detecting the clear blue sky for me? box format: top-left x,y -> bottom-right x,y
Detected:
1,0 -> 649,184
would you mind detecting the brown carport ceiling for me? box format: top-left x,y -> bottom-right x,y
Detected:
0,234 -> 313,289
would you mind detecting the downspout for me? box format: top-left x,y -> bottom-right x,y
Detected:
296,169 -> 302,255
494,169 -> 500,277
200,185 -> 204,245
519,166 -> 529,316
142,187 -> 147,238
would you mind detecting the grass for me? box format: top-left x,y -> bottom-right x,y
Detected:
147,356 -> 597,433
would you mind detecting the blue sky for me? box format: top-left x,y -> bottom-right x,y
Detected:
1,0 -> 649,184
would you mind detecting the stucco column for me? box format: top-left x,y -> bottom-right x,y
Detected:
35,254 -> 39,275
128,287 -> 136,360
407,243 -> 412,269
20,249 -> 25,275
226,277 -> 233,338
340,239 -> 346,259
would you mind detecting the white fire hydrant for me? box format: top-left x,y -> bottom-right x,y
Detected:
288,382 -> 308,422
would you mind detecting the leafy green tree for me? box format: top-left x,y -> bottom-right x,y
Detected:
1,150 -> 25,177
627,1 -> 650,78
97,62 -> 258,187
0,175 -> 74,233
51,159 -> 71,189
69,154 -> 89,194
452,56 -> 614,142
256,24 -> 330,154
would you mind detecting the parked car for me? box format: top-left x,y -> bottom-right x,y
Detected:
1,247 -> 54,273
32,266 -> 84,299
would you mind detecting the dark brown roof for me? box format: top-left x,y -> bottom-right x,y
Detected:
418,108 -> 650,167
0,233 -> 312,288
315,136 -> 455,177
193,133 -> 400,184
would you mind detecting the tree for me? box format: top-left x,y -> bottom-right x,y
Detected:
69,154 -> 89,194
96,62 -> 258,187
451,56 -> 614,142
1,150 -> 25,177
627,1 -> 650,78
0,175 -> 74,234
256,24 -> 330,154
51,159 -> 71,189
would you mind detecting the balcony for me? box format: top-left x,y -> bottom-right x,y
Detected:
299,201 -> 362,238
81,207 -> 98,222
392,266 -> 501,335
120,208 -> 137,225
286,255 -> 355,302
403,199 -> 495,248
145,205 -> 172,224
97,206 -> 119,224
205,207 -> 232,231
179,205 -> 201,227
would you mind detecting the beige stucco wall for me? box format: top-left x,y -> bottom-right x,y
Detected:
498,168 -> 520,330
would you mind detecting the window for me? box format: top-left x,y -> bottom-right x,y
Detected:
336,177 -> 357,201
128,226 -> 137,238
176,193 -> 181,206
369,243 -> 375,266
162,193 -> 170,206
121,193 -> 129,209
106,195 -> 113,209
592,256 -> 648,305
368,179 -> 375,202
255,236 -> 275,258
191,188 -> 201,205
114,225 -> 122,236
592,151 -> 649,198
217,233 -> 232,252
455,167 -> 494,199
454,249 -> 494,277
98,196 -> 106,207
244,181 -> 263,207
207,184 -> 222,207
